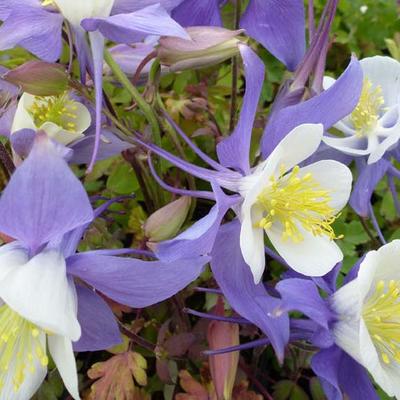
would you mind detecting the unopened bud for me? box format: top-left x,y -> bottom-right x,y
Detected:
207,297 -> 239,400
158,27 -> 244,72
144,196 -> 191,242
2,61 -> 68,96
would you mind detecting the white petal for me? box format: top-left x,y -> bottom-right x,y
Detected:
298,160 -> 352,212
73,102 -> 91,134
1,334 -> 47,400
0,250 -> 81,340
48,335 -> 80,400
239,204 -> 266,283
0,242 -> 29,281
267,225 -> 343,276
365,240 -> 400,287
322,75 -> 336,90
11,93 -> 36,133
271,123 -> 324,173
322,135 -> 373,156
368,124 -> 400,164
359,319 -> 399,398
40,121 -> 85,146
361,56 -> 400,108
54,0 -> 115,26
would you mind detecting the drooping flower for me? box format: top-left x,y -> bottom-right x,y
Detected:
137,44 -> 354,283
0,133 -> 209,399
322,56 -> 400,164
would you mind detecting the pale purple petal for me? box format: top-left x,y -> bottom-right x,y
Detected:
240,0 -> 305,71
211,220 -> 289,362
350,158 -> 391,217
9,129 -> 35,158
67,253 -> 209,308
73,285 -> 121,352
69,129 -> 132,164
216,45 -> 265,174
155,184 -> 238,261
112,0 -> 185,14
82,4 -> 189,44
0,2 -> 63,62
172,0 -> 222,27
276,279 -> 333,329
0,134 -> 93,252
262,57 -> 363,158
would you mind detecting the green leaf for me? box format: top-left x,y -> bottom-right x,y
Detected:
107,160 -> 139,195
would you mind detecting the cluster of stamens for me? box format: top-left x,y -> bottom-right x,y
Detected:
256,165 -> 341,243
0,305 -> 48,393
350,79 -> 384,137
363,279 -> 400,365
28,92 -> 78,133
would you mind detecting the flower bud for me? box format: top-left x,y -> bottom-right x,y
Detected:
157,27 -> 244,72
207,297 -> 239,400
2,61 -> 68,96
144,196 -> 191,242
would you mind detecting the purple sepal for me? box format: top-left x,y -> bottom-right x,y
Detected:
216,45 -> 265,174
74,285 -> 121,352
276,278 -> 332,329
9,129 -> 35,158
210,220 -> 289,362
70,129 -> 132,164
349,158 -> 391,217
262,56 -> 363,158
112,0 -> 184,14
172,0 -> 222,27
240,0 -> 305,71
0,1 -> 63,62
155,183 -> 238,262
311,346 -> 378,400
67,253 -> 209,308
82,4 -> 189,44
0,134 -> 93,253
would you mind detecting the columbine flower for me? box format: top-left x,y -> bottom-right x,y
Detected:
12,92 -> 91,145
275,241 -> 400,399
238,124 -> 352,282
0,133 -> 209,399
323,56 -> 400,164
330,240 -> 400,398
137,45 -> 355,284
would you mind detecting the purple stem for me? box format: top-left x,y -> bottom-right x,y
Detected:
183,308 -> 251,324
203,337 -> 271,356
388,173 -> 400,216
368,202 -> 386,245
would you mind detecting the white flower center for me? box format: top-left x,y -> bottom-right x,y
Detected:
363,279 -> 400,365
350,78 -> 384,137
28,92 -> 79,133
256,165 -> 341,243
0,305 -> 48,393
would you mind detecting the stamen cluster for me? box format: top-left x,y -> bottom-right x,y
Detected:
28,92 -> 78,132
0,305 -> 48,393
363,279 -> 400,365
256,165 -> 340,242
350,79 -> 384,137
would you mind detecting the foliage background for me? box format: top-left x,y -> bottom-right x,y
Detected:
1,0 -> 400,399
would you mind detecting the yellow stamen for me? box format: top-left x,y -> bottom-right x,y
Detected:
256,164 -> 341,243
41,0 -> 55,6
28,92 -> 79,133
0,305 -> 47,393
363,280 -> 400,365
350,78 -> 384,137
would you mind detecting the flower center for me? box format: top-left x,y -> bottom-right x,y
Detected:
28,92 -> 78,132
350,79 -> 384,137
0,305 -> 48,393
363,279 -> 400,365
256,165 -> 341,243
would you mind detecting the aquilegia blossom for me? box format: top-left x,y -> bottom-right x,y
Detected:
323,56 -> 400,164
276,240 -> 400,399
138,44 -> 353,283
0,133 -> 208,399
